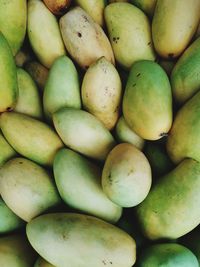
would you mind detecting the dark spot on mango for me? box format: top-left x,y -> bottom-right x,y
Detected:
168,53 -> 174,58
77,32 -> 82,38
6,107 -> 12,111
160,132 -> 168,137
132,83 -> 136,87
137,73 -> 141,77
102,260 -> 106,265
148,42 -> 151,46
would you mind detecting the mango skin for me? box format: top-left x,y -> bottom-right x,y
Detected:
131,0 -> 157,17
123,60 -> 172,140
26,213 -> 136,267
34,257 -> 55,267
136,159 -> 200,240
0,33 -> 18,112
171,37 -> 200,104
0,0 -> 26,55
152,0 -> 200,59
167,91 -> 200,164
138,243 -> 199,267
53,108 -> 116,161
43,0 -> 71,15
0,131 -> 16,167
43,56 -> 81,121
54,148 -> 122,223
104,3 -> 155,69
0,112 -> 63,166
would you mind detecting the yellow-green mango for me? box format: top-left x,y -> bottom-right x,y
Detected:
28,0 -> 66,68
136,159 -> 200,240
0,112 -> 63,166
59,7 -> 115,69
123,60 -> 172,140
0,131 -> 16,167
53,108 -> 116,160
0,234 -> 36,267
0,198 -> 24,234
102,143 -> 152,207
137,243 -> 199,267
115,116 -> 145,150
54,148 -> 122,223
171,38 -> 200,104
43,56 -> 81,121
82,57 -> 122,130
34,257 -> 55,267
0,33 -> 18,112
75,0 -> 106,26
27,213 -> 136,267
167,91 -> 200,163
131,0 -> 157,17
152,0 -> 200,59
0,157 -> 61,222
104,3 -> 155,69
15,68 -> 42,119
0,0 -> 26,56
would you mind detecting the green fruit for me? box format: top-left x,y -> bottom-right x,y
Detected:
152,0 -> 200,59
123,60 -> 172,140
0,157 -> 61,222
0,112 -> 63,166
131,0 -> 157,17
102,143 -> 152,207
0,33 -> 18,112
167,91 -> 200,163
26,213 -> 136,267
15,68 -> 42,119
171,37 -> 200,104
136,159 -> 200,240
0,131 -> 16,167
0,198 -> 24,234
53,108 -> 116,160
34,257 -> 55,267
43,56 -> 81,121
104,3 -> 155,69
137,243 -> 199,267
54,148 -> 122,223
0,0 -> 27,55
28,0 -> 66,68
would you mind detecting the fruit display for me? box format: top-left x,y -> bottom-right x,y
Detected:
0,0 -> 200,266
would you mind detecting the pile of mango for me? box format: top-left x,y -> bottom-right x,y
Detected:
1,0 -> 200,266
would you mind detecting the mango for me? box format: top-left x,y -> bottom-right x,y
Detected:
102,143 -> 152,207
28,0 -> 66,68
43,56 -> 81,121
0,33 -> 18,112
34,257 -> 55,267
131,0 -> 156,17
152,0 -> 200,59
0,131 -> 16,167
136,159 -> 200,240
59,7 -> 115,69
26,213 -> 136,267
54,148 -> 122,223
123,60 -> 172,140
82,57 -> 122,130
43,0 -> 71,15
0,0 -> 26,55
171,37 -> 200,104
0,112 -> 63,166
167,91 -> 200,163
53,108 -> 116,160
137,243 -> 199,267
115,116 -> 145,150
104,3 -> 155,69
15,68 -> 42,119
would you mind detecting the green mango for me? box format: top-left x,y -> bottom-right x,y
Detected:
152,0 -> 200,59
54,148 -> 122,223
104,3 -> 155,69
0,198 -> 24,234
0,0 -> 26,55
26,213 -> 136,267
137,243 -> 199,267
131,0 -> 157,17
136,159 -> 200,240
115,116 -> 145,150
171,38 -> 200,104
0,33 -> 18,112
34,257 -> 55,267
43,56 -> 81,121
53,108 -> 116,160
15,68 -> 42,119
0,131 -> 16,167
0,112 -> 63,166
0,234 -> 36,267
123,60 -> 172,140
28,0 -> 66,68
167,91 -> 200,163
